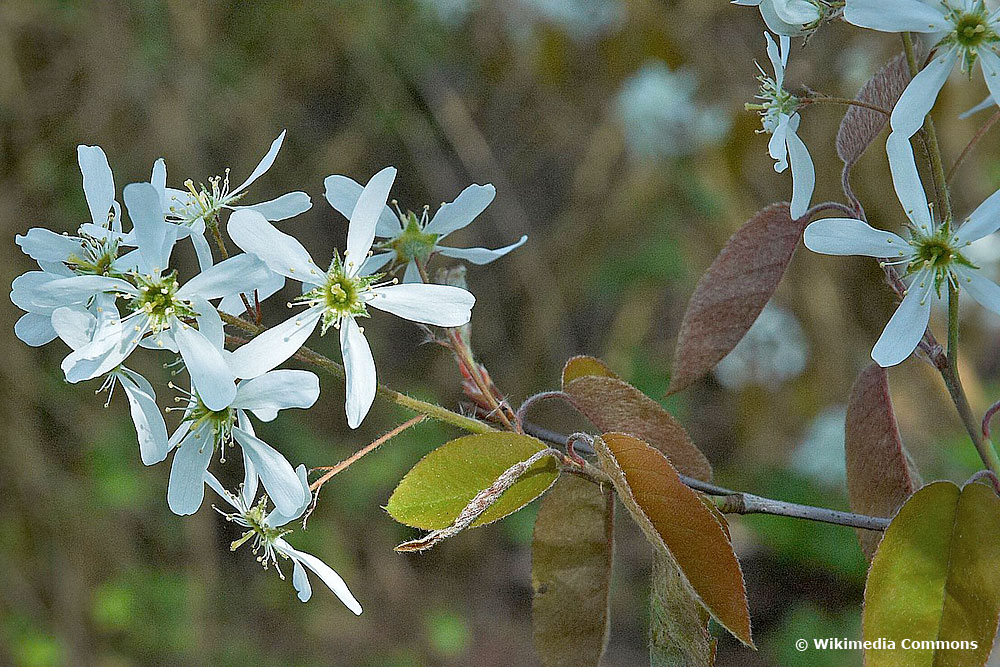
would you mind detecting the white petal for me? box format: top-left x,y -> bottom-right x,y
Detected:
758,1 -> 806,35
959,94 -> 995,119
204,471 -> 243,512
231,130 -> 286,195
889,48 -> 958,138
843,0 -> 948,32
218,266 -> 285,315
323,174 -> 400,237
359,252 -> 395,276
803,218 -> 909,256
230,191 -> 312,221
15,313 -> 57,347
786,124 -> 814,219
227,307 -> 323,379
368,284 -> 475,327
956,187 -> 1000,244
424,184 -> 497,237
11,271 -> 62,312
241,447 -> 259,507
28,274 -> 132,310
402,259 -> 422,284
78,145 -> 116,226
177,252 -> 271,301
264,464 -> 310,527
765,33 -> 786,86
167,425 -> 214,515
291,558 -> 313,602
977,49 -> 1000,125
232,427 -> 306,516
51,304 -> 98,350
119,372 -> 169,465
228,209 -> 320,279
340,316 -> 376,429
15,228 -> 84,263
769,115 -> 790,172
886,132 -> 933,233
151,158 -> 167,202
192,296 -> 225,349
772,0 -> 820,24
274,540 -> 362,614
233,369 -> 320,418
346,167 -> 397,275
436,235 -> 528,264
956,266 -> 1000,316
190,232 -> 214,272
173,319 -> 236,411
871,270 -> 933,367
124,182 -> 176,273
62,312 -> 144,383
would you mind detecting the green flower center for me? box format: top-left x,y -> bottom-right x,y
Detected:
131,272 -> 196,333
228,499 -> 292,563
906,225 -> 977,294
382,211 -> 440,264
299,252 -> 382,334
955,12 -> 990,47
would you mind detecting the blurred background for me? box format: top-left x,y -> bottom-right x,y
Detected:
3,1 -> 1000,665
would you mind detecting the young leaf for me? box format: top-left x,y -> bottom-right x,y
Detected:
864,481 -> 1000,666
561,355 -> 619,385
565,374 -> 713,482
836,53 -> 910,169
532,475 -> 614,667
386,433 -> 559,530
668,203 -> 800,396
595,432 -> 753,647
845,364 -> 920,561
650,552 -> 716,667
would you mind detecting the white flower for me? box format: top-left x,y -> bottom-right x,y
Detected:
803,137 -> 1000,366
733,0 -> 825,35
205,467 -> 363,614
162,130 -> 312,234
324,176 -> 526,282
714,302 -> 809,389
844,0 -> 1000,139
748,32 -> 815,219
165,364 -> 317,516
616,61 -> 730,160
227,167 -> 476,428
26,183 -> 271,407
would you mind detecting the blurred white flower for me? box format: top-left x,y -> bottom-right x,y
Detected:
733,0 -> 824,36
324,177 -> 526,281
748,32 -> 815,218
206,467 -> 363,614
616,61 -> 730,160
804,138 -> 1000,366
714,303 -> 809,390
228,167 -> 476,428
508,0 -> 624,41
791,405 -> 848,488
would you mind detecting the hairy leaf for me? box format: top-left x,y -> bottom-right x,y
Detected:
836,53 -> 910,168
566,374 -> 712,482
845,364 -> 920,561
864,481 -> 1000,666
596,432 -> 752,647
650,552 -> 716,667
532,475 -> 614,667
668,203 -> 800,396
561,355 -> 619,385
386,433 -> 559,530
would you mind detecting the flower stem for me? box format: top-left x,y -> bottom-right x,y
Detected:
947,108 -> 1000,184
801,95 -> 891,116
218,310 -> 495,435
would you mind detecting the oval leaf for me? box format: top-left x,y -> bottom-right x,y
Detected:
595,433 -> 752,647
668,203 -> 800,396
386,433 -> 559,530
532,475 -> 614,667
561,355 -> 619,386
566,375 -> 712,482
650,551 -> 716,667
864,481 -> 1000,666
845,364 -> 920,561
836,53 -> 910,168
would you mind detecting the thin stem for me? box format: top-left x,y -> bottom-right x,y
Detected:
206,215 -> 255,317
801,201 -> 860,220
802,95 -> 891,116
939,362 -> 1000,475
219,311 -> 495,435
947,108 -> 1000,184
948,282 -> 960,369
310,415 -> 426,491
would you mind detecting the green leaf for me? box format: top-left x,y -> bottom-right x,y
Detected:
561,355 -> 619,385
532,474 -> 614,667
386,433 -> 559,530
565,374 -> 712,482
863,481 -> 1000,666
650,552 -> 716,667
596,432 -> 753,647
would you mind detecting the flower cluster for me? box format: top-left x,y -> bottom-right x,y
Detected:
737,3 -> 1000,367
11,136 -> 525,612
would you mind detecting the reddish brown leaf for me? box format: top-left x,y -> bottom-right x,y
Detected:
565,375 -> 712,482
561,355 -> 618,386
596,433 -> 752,647
532,475 -> 614,667
836,53 -> 910,168
845,364 -> 920,561
668,203 -> 800,395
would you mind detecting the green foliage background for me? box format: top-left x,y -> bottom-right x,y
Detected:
2,1 -> 998,665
